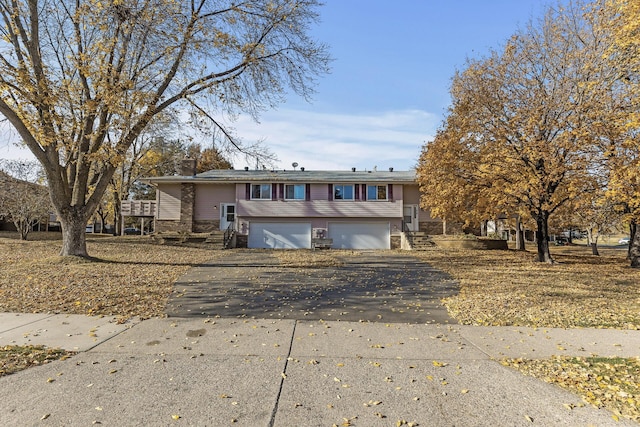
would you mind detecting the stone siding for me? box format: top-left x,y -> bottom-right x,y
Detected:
155,220 -> 182,233
180,183 -> 195,232
235,234 -> 248,248
194,220 -> 219,233
420,221 -> 444,235
390,235 -> 401,250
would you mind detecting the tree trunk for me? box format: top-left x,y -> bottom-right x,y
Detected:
58,209 -> 89,257
586,228 -> 599,256
630,221 -> 639,268
534,212 -> 553,263
515,215 -> 526,251
17,219 -> 29,240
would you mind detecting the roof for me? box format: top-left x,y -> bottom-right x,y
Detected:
142,168 -> 417,185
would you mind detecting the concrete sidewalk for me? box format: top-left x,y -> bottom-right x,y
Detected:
1,313 -> 639,426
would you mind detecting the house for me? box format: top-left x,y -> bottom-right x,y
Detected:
141,159 -> 446,249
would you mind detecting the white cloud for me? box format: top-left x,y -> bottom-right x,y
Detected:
231,108 -> 438,171
0,108 -> 439,172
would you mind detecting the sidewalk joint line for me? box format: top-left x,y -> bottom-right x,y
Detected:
0,313 -> 57,334
268,319 -> 298,427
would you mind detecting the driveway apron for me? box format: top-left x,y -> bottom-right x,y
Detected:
166,251 -> 458,324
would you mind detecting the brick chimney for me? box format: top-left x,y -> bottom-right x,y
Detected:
181,158 -> 197,176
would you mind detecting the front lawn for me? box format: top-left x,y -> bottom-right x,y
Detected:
414,246 -> 640,329
1,233 -> 638,421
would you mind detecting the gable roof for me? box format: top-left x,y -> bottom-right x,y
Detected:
142,169 -> 417,185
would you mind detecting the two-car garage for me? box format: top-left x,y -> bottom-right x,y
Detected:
247,221 -> 390,250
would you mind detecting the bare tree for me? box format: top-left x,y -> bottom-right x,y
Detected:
0,160 -> 51,240
0,0 -> 330,256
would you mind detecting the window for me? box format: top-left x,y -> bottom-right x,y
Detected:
285,184 -> 305,200
334,184 -> 354,200
251,184 -> 271,200
367,185 -> 387,201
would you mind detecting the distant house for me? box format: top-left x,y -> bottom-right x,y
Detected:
142,160 -> 446,249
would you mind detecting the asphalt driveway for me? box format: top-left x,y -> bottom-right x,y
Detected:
166,251 -> 458,324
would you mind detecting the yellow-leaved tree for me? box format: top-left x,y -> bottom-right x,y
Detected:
594,0 -> 640,266
0,0 -> 330,257
418,2 -> 606,263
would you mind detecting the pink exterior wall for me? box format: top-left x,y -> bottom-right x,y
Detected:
194,184 -> 236,220
310,184 -> 328,200
227,182 -> 416,237
236,199 -> 402,218
403,184 -> 438,221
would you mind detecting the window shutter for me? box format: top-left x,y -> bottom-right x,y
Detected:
362,184 -> 367,201
272,184 -> 277,201
328,184 -> 333,201
355,184 -> 360,201
279,183 -> 285,200
245,183 -> 250,200
388,184 -> 393,201
305,184 -> 311,201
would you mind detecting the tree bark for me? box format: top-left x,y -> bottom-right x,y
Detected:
58,208 -> 90,257
630,221 -> 639,268
586,228 -> 599,256
515,215 -> 526,251
17,219 -> 29,241
535,211 -> 553,263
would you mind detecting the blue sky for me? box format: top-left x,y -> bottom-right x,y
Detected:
230,0 -> 555,171
0,1 -> 555,171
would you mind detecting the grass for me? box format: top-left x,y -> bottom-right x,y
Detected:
0,345 -> 72,377
413,245 -> 640,329
1,231 -> 638,420
502,356 -> 640,422
413,244 -> 640,422
0,231 -> 218,320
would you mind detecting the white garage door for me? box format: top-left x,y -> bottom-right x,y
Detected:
248,222 -> 312,249
328,222 -> 390,249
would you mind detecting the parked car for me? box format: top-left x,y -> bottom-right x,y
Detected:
554,237 -> 569,246
619,237 -> 630,245
123,227 -> 143,235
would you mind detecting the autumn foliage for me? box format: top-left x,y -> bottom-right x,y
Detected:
417,0 -> 640,266
0,0 -> 330,257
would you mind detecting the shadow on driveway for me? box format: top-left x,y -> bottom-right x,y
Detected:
166,252 -> 459,324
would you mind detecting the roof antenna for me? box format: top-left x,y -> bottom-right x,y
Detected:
292,162 -> 298,171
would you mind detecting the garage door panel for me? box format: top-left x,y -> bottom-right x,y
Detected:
248,223 -> 311,249
328,222 -> 390,249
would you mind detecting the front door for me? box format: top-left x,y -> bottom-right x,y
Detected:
403,205 -> 419,232
220,203 -> 236,230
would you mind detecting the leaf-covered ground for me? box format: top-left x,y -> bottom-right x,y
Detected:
414,246 -> 640,329
0,232 -> 218,320
415,245 -> 640,422
0,345 -> 71,377
2,233 -> 639,420
502,356 -> 640,422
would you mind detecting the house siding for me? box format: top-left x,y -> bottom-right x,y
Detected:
157,184 -> 181,220
237,199 -> 402,218
195,184 -> 236,220
146,171 -> 447,246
